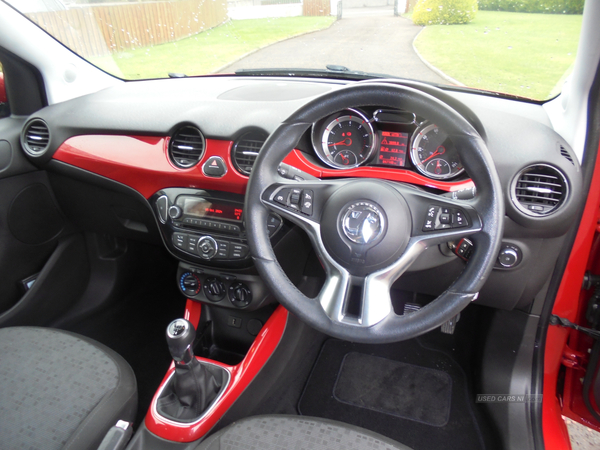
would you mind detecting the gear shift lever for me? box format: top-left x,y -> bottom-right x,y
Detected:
157,318 -> 224,422
166,318 -> 195,364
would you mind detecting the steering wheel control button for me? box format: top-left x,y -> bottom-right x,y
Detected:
289,188 -> 302,208
453,211 -> 467,227
229,282 -> 252,308
497,244 -> 522,268
180,272 -> 201,296
274,188 -> 291,205
203,277 -> 226,301
422,205 -> 439,231
423,205 -> 470,232
454,238 -> 474,261
202,156 -> 227,178
197,236 -> 218,259
267,214 -> 283,236
342,202 -> 385,244
273,188 -> 315,216
301,190 -> 314,215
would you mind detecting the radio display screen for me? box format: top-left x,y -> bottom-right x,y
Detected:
181,197 -> 243,222
377,131 -> 409,167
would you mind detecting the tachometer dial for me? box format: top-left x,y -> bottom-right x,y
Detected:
313,109 -> 375,169
410,123 -> 464,180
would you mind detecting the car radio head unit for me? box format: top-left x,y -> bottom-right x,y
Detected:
179,196 -> 243,222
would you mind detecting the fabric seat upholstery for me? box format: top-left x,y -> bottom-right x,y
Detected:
0,327 -> 137,450
196,415 -> 414,450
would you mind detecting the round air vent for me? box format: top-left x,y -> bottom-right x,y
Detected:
232,130 -> 268,176
21,119 -> 50,157
168,126 -> 205,169
511,164 -> 568,216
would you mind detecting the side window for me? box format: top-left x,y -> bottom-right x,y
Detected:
0,62 -> 9,118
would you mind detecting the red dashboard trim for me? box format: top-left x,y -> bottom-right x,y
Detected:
52,135 -> 473,201
53,135 -> 248,199
145,303 -> 289,442
283,150 -> 474,192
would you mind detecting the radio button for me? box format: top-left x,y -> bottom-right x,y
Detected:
231,243 -> 249,259
173,233 -> 187,249
230,225 -> 241,234
156,195 -> 169,223
216,240 -> 230,259
197,236 -> 218,260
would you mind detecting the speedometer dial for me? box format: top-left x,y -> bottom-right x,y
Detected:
410,123 -> 464,180
314,109 -> 375,169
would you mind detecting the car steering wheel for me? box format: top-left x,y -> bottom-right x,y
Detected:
245,83 -> 503,343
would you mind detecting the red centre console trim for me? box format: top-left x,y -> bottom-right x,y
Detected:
145,303 -> 289,442
52,135 -> 248,198
283,150 -> 474,192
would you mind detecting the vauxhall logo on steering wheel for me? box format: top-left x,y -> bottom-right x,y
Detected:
341,201 -> 385,245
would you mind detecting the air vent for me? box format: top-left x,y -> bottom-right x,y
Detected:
168,126 -> 205,169
511,164 -> 568,216
559,144 -> 575,165
232,130 -> 268,176
22,119 -> 50,156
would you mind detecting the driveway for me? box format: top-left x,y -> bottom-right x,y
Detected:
218,6 -> 446,84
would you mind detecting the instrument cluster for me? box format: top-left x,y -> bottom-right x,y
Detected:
310,108 -> 465,180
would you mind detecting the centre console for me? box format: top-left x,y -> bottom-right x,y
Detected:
151,188 -> 285,311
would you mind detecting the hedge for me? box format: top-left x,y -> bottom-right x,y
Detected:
412,0 -> 478,25
478,0 -> 583,14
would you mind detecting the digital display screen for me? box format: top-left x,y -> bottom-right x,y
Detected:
377,131 -> 409,167
181,197 -> 243,222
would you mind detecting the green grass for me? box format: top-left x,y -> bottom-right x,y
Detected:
91,17 -> 335,79
413,11 -> 582,100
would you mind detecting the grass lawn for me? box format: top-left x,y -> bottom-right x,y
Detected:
413,11 -> 582,100
91,16 -> 336,79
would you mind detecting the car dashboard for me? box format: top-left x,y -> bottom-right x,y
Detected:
19,76 -> 583,313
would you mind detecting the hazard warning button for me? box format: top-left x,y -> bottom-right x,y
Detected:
202,156 -> 227,178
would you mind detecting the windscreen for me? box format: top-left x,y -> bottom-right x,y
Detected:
4,0 -> 584,100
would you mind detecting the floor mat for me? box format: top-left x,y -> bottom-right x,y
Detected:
298,339 -> 487,450
334,352 -> 452,426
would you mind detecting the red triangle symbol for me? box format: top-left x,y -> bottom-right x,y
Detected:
210,159 -> 218,167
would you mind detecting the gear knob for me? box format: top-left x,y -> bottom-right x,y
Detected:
166,318 -> 196,364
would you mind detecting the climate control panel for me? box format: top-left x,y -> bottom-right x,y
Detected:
177,262 -> 269,310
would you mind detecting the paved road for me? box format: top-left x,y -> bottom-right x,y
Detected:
218,7 -> 445,84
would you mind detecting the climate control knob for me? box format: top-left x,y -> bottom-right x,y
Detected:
179,272 -> 201,296
229,282 -> 252,308
203,277 -> 225,302
197,236 -> 218,260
